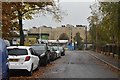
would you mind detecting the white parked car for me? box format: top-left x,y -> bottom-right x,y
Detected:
7,46 -> 39,76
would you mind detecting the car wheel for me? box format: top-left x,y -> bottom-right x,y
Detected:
53,54 -> 56,61
47,55 -> 50,64
59,55 -> 61,58
48,59 -> 50,64
28,64 -> 33,76
43,57 -> 47,66
60,53 -> 61,58
56,53 -> 57,59
36,61 -> 40,70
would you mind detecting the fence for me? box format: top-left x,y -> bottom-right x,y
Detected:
96,44 -> 120,59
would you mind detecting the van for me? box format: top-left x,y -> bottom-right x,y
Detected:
0,39 -> 9,80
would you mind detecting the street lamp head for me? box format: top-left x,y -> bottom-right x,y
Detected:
93,21 -> 97,25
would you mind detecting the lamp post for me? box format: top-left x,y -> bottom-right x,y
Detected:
38,27 -> 42,44
40,27 -> 42,43
85,25 -> 87,50
94,21 -> 98,52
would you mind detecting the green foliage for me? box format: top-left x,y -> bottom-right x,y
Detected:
99,2 -> 120,44
59,33 -> 69,40
74,32 -> 83,46
88,2 -> 120,46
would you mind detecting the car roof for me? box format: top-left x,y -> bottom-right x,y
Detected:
7,46 -> 31,49
31,44 -> 46,46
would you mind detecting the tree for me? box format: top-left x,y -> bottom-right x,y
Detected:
88,1 -> 120,52
99,2 -> 120,44
2,2 -> 19,40
2,1 -> 63,45
74,32 -> 83,49
59,33 -> 69,40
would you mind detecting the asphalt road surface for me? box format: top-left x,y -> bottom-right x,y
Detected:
10,51 -> 119,79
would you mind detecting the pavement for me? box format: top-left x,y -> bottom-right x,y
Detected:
86,50 -> 120,71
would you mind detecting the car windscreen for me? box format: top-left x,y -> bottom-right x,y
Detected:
52,46 -> 58,51
59,47 -> 63,49
31,45 -> 45,51
7,48 -> 28,55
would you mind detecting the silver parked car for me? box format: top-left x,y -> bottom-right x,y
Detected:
52,46 -> 61,58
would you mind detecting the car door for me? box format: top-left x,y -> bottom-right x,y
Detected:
32,49 -> 39,66
46,46 -> 50,61
29,48 -> 39,69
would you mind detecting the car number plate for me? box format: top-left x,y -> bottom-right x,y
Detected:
9,59 -> 19,62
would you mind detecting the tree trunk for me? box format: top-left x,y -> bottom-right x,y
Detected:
18,10 -> 24,46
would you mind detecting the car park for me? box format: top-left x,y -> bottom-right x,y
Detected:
7,46 -> 39,76
31,44 -> 50,66
59,46 -> 65,56
0,39 -> 9,80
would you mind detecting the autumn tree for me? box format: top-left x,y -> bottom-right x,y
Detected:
2,1 -> 63,45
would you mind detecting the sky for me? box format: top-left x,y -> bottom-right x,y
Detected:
23,0 -> 96,29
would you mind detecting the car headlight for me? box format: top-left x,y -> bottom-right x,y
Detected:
56,51 -> 59,53
40,53 -> 45,57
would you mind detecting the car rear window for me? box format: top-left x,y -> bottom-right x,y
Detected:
7,48 -> 28,55
31,45 -> 45,50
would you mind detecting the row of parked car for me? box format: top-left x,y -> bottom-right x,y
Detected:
7,44 -> 65,77
0,38 -> 65,80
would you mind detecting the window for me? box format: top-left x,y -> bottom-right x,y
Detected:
8,48 -> 28,55
31,45 -> 45,50
29,48 -> 35,55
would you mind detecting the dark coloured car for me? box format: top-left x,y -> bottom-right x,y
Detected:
0,39 -> 9,80
31,44 -> 50,66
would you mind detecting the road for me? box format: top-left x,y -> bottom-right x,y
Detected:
10,51 -> 118,79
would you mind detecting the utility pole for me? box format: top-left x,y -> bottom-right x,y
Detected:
85,25 -> 87,50
38,27 -> 42,44
95,21 -> 98,52
93,20 -> 98,52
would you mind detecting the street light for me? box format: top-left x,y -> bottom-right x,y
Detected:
94,21 -> 98,52
38,27 -> 42,44
85,25 -> 87,50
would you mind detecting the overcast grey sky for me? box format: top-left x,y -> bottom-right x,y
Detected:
23,1 -> 95,29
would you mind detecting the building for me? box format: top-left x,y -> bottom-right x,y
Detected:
28,24 -> 86,43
